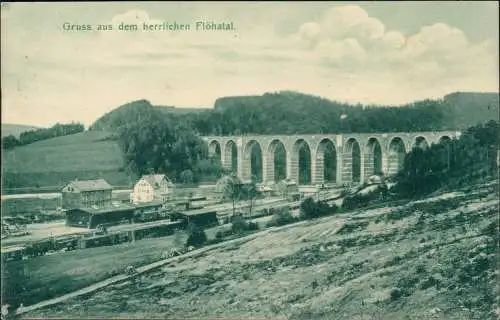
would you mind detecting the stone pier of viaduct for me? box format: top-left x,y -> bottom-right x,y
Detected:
203,131 -> 460,186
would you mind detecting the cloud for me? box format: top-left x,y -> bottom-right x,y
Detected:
320,5 -> 385,42
402,23 -> 468,63
293,5 -> 497,95
1,4 -> 498,127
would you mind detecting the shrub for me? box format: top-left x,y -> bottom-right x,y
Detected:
390,287 -> 403,301
231,215 -> 248,234
267,208 -> 296,227
230,215 -> 260,234
384,255 -> 404,268
330,203 -> 339,214
300,198 -> 331,219
186,223 -> 207,248
397,276 -> 420,292
247,221 -> 259,230
342,186 -> 386,210
419,275 -> 441,290
215,229 -> 233,239
265,219 -> 277,228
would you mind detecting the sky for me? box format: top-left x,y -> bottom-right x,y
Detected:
1,1 -> 498,127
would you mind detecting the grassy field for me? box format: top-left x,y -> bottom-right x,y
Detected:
19,179 -> 499,319
4,217 -> 257,308
5,235 -> 185,306
1,197 -> 62,216
2,131 -> 132,189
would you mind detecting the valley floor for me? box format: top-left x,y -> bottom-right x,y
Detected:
23,180 -> 499,320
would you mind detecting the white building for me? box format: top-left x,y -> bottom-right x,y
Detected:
130,174 -> 174,204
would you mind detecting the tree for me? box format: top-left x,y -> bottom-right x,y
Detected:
275,179 -> 298,200
194,159 -> 225,182
180,169 -> 194,185
243,176 -> 260,218
215,174 -> 243,216
300,197 -> 316,218
395,120 -> 499,196
2,135 -> 20,149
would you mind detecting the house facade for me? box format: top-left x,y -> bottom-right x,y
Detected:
61,179 -> 113,210
131,174 -> 174,204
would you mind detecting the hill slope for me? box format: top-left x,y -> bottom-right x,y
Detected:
90,100 -> 210,132
442,92 -> 499,129
1,124 -> 41,138
2,130 -> 131,191
89,100 -> 156,132
213,91 -> 499,132
26,179 -> 498,319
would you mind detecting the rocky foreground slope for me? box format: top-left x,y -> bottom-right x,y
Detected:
27,180 -> 498,320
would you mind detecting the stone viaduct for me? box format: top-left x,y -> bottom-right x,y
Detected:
203,131 -> 460,186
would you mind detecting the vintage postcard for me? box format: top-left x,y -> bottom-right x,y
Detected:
1,1 -> 499,320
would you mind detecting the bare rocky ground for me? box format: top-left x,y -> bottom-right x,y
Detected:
26,180 -> 498,320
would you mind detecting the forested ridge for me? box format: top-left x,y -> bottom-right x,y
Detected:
86,91 -> 498,182
2,123 -> 85,150
92,91 -> 499,136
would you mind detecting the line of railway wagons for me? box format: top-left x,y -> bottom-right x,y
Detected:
1,236 -> 79,263
2,197 -> 309,263
2,209 -> 219,263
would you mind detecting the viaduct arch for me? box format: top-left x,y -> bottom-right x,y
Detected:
204,131 -> 460,186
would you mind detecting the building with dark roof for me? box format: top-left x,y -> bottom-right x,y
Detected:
61,179 -> 113,210
65,200 -> 169,229
65,202 -> 134,228
174,208 -> 219,228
